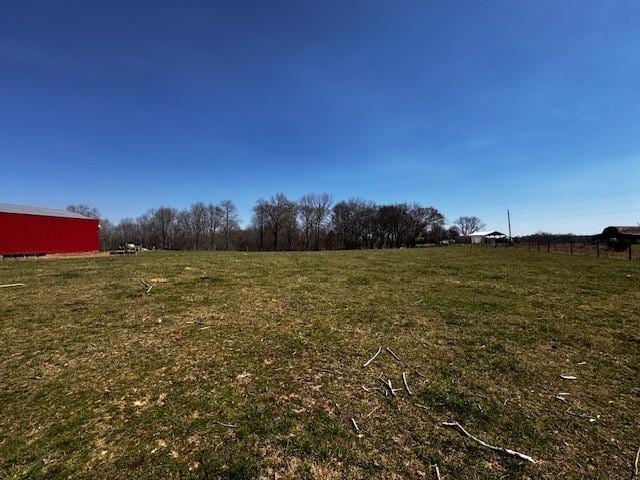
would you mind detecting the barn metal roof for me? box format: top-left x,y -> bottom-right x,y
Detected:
0,203 -> 95,220
470,230 -> 506,237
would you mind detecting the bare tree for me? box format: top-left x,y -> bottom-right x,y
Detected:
206,203 -> 223,250
454,216 -> 485,237
251,200 -> 268,251
137,212 -> 155,247
117,218 -> 141,246
189,202 -> 208,250
98,218 -> 114,251
175,210 -> 192,249
219,200 -> 239,250
332,199 -> 375,249
153,207 -> 177,249
66,204 -> 100,219
406,205 -> 445,246
264,193 -> 294,251
312,193 -> 332,250
283,201 -> 298,250
99,194 -> 448,252
298,195 -> 315,250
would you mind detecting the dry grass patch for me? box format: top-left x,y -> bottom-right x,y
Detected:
1,248 -> 639,479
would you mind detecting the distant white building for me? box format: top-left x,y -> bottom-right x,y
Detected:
470,230 -> 507,244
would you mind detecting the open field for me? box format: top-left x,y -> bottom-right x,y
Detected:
1,248 -> 639,479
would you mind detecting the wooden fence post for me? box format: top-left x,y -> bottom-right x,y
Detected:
547,240 -> 550,253
537,241 -> 540,251
570,242 -> 573,255
629,243 -> 632,261
596,240 -> 600,257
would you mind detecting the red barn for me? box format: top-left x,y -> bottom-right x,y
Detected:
0,204 -> 99,257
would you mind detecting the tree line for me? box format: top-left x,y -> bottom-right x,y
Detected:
67,197 -> 484,252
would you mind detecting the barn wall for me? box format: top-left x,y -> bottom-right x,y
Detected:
0,213 -> 99,255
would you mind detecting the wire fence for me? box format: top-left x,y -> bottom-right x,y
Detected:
469,238 -> 639,261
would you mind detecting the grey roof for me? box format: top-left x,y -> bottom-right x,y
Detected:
0,203 -> 95,220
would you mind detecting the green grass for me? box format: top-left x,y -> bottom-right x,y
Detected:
0,248 -> 638,479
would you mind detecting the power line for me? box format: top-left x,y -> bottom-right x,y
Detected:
522,208 -> 640,221
548,188 -> 640,205
515,200 -> 640,215
484,189 -> 640,217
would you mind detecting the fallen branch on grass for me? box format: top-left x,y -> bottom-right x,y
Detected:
139,278 -> 156,293
214,421 -> 238,429
187,320 -> 204,325
379,378 -> 401,397
363,347 -> 382,367
414,369 -> 427,379
560,375 -> 577,380
442,421 -> 535,463
366,406 -> 380,417
402,372 -> 413,395
431,464 -> 442,480
566,409 -> 595,422
634,446 -> 639,476
0,283 -> 25,288
350,417 -> 360,432
385,347 -> 401,362
414,403 -> 429,410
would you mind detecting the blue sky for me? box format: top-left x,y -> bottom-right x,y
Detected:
1,0 -> 639,234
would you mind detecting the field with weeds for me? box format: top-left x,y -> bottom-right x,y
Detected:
1,248 -> 639,479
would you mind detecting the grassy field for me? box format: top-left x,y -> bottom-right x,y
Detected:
1,248 -> 638,479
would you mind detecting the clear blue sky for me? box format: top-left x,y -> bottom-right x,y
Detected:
1,1 -> 639,234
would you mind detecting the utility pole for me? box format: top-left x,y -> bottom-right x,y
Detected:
507,209 -> 512,240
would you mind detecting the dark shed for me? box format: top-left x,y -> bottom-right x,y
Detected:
597,226 -> 640,243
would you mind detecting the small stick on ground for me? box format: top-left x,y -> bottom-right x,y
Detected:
214,421 -> 238,429
0,283 -> 25,288
363,347 -> 382,367
379,378 -> 399,397
442,421 -> 535,463
146,283 -> 156,294
634,445 -> 639,476
350,417 -> 360,432
140,278 -> 150,288
187,320 -> 204,325
431,463 -> 442,480
414,369 -> 427,379
386,347 -> 401,362
566,409 -> 595,421
366,406 -> 380,417
402,372 -> 413,395
414,403 -> 429,410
